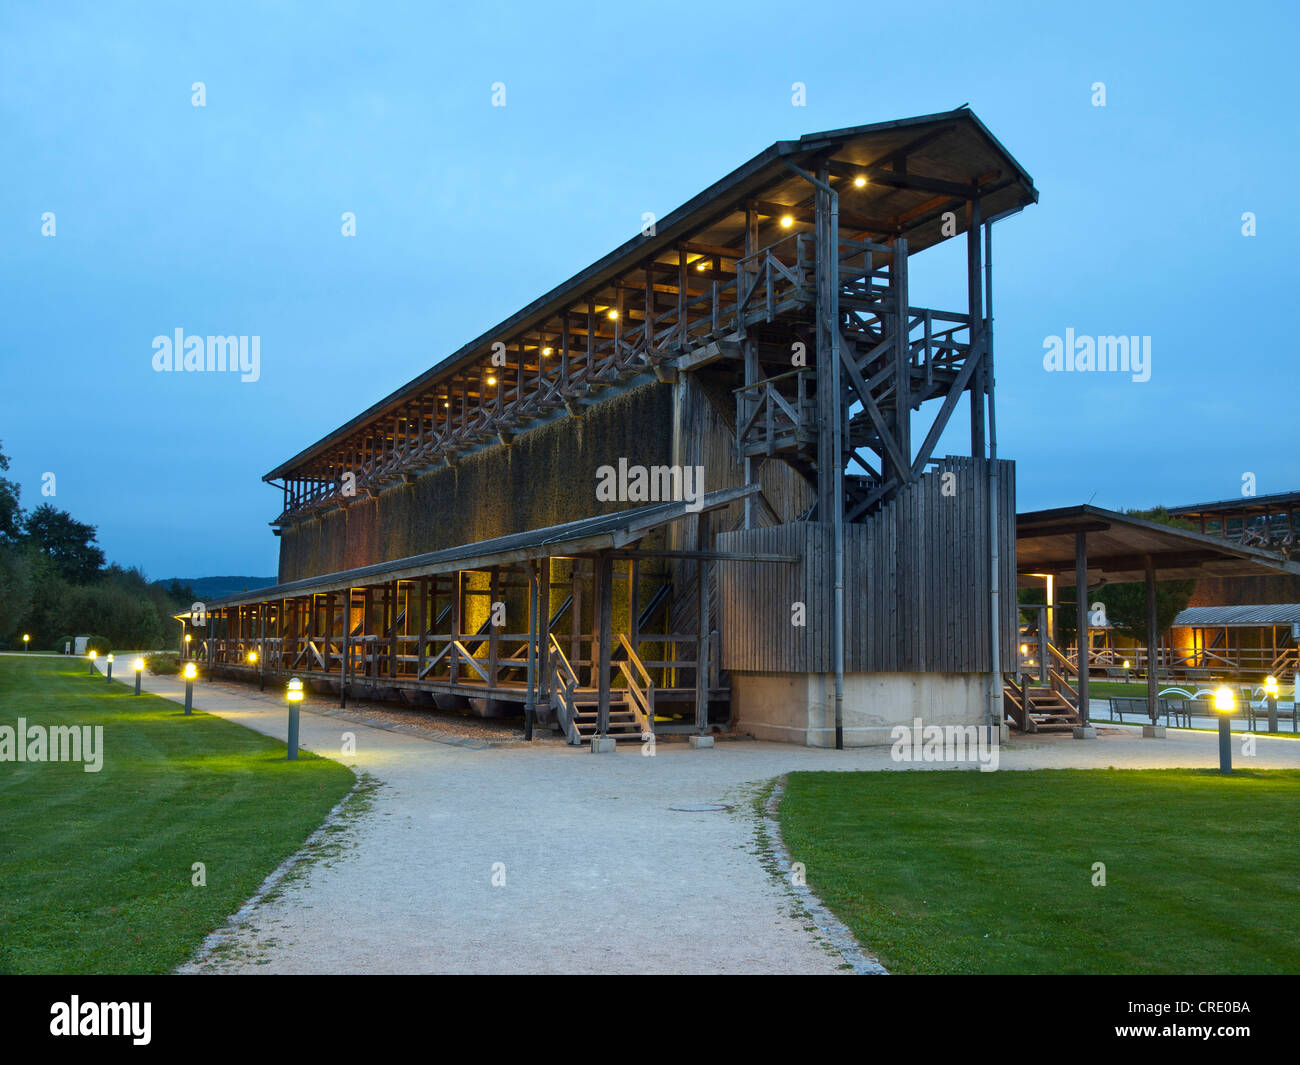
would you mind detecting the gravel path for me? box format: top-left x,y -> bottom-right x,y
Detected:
93,657 -> 1300,974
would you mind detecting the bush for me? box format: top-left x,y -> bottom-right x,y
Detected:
84,635 -> 111,656
146,652 -> 181,676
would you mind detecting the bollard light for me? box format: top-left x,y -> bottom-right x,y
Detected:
1214,685 -> 1234,773
1265,675 -> 1279,734
22,634 -> 29,652
106,653 -> 113,682
134,657 -> 144,696
285,677 -> 304,761
88,650 -> 97,675
183,661 -> 196,715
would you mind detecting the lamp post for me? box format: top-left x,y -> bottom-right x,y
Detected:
184,633 -> 192,659
134,657 -> 144,695
1214,685 -> 1234,773
286,677 -> 303,761
1265,675 -> 1279,734
88,650 -> 97,675
1122,659 -> 1131,684
183,661 -> 196,715
106,653 -> 113,683
22,634 -> 29,653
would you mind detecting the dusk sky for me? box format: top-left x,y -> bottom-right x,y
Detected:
2,0 -> 1296,579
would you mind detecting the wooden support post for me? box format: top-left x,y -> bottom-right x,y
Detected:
695,511 -> 711,734
488,567 -> 501,688
340,590 -> 351,707
450,571 -> 461,685
417,576 -> 428,681
525,561 -> 538,741
1076,533 -> 1090,725
597,551 -> 613,737
1145,555 -> 1159,724
967,197 -> 986,458
539,556 -> 552,705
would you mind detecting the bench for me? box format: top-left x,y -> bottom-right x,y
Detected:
1108,696 -> 1193,727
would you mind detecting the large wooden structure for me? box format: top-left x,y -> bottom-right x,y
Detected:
189,108 -> 1041,747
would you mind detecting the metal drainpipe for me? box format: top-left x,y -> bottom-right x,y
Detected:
985,221 -> 1000,741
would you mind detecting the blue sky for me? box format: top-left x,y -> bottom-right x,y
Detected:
1,0 -> 1296,578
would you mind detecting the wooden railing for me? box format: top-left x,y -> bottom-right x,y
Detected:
548,634 -> 580,744
615,634 -> 655,738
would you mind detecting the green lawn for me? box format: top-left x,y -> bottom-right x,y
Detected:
779,768 -> 1300,974
0,656 -> 355,973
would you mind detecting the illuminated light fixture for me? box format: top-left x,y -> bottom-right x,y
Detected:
22,634 -> 29,649
607,309 -> 619,320
1213,685 -> 1234,772
183,660 -> 197,715
779,215 -> 794,228
89,650 -> 97,660
1122,659 -> 1131,671
696,260 -> 707,272
543,347 -> 553,356
443,401 -> 450,408
1265,675 -> 1278,696
184,634 -> 192,644
486,375 -> 496,386
853,175 -> 867,188
134,657 -> 144,672
248,650 -> 258,664
1019,643 -> 1028,655
286,678 -> 304,760
133,656 -> 144,695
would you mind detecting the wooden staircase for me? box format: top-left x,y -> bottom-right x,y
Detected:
1003,673 -> 1081,733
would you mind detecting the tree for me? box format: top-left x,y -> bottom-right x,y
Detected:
0,441 -> 24,544
23,503 -> 105,584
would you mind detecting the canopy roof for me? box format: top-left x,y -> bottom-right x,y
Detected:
198,484 -> 757,610
1016,505 -> 1300,587
1173,604 -> 1300,628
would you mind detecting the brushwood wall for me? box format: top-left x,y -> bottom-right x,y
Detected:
277,381 -> 676,582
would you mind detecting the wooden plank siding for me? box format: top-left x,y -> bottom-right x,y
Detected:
717,458 -> 1016,674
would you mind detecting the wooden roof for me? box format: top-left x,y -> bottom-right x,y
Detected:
1016,505 -> 1300,587
265,107 -> 1038,483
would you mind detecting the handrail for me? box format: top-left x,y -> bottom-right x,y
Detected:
615,634 -> 656,738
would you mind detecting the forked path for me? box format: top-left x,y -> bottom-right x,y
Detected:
101,661 -> 1300,974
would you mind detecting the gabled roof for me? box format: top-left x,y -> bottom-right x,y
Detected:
264,107 -> 1038,483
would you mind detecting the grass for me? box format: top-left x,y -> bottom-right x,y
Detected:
0,656 -> 355,974
778,768 -> 1300,974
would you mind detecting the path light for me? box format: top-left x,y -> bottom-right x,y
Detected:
183,661 -> 197,716
285,677 -> 304,761
1123,658 -> 1131,681
88,650 -> 97,675
1214,685 -> 1234,773
22,634 -> 29,652
134,657 -> 144,696
106,653 -> 113,683
1265,675 -> 1279,733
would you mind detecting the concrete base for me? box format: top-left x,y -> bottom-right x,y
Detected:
589,736 -> 618,754
1142,724 -> 1166,739
998,723 -> 1010,744
1072,726 -> 1097,739
732,671 -> 987,747
688,734 -> 715,749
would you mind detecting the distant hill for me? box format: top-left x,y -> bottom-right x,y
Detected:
157,576 -> 278,599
